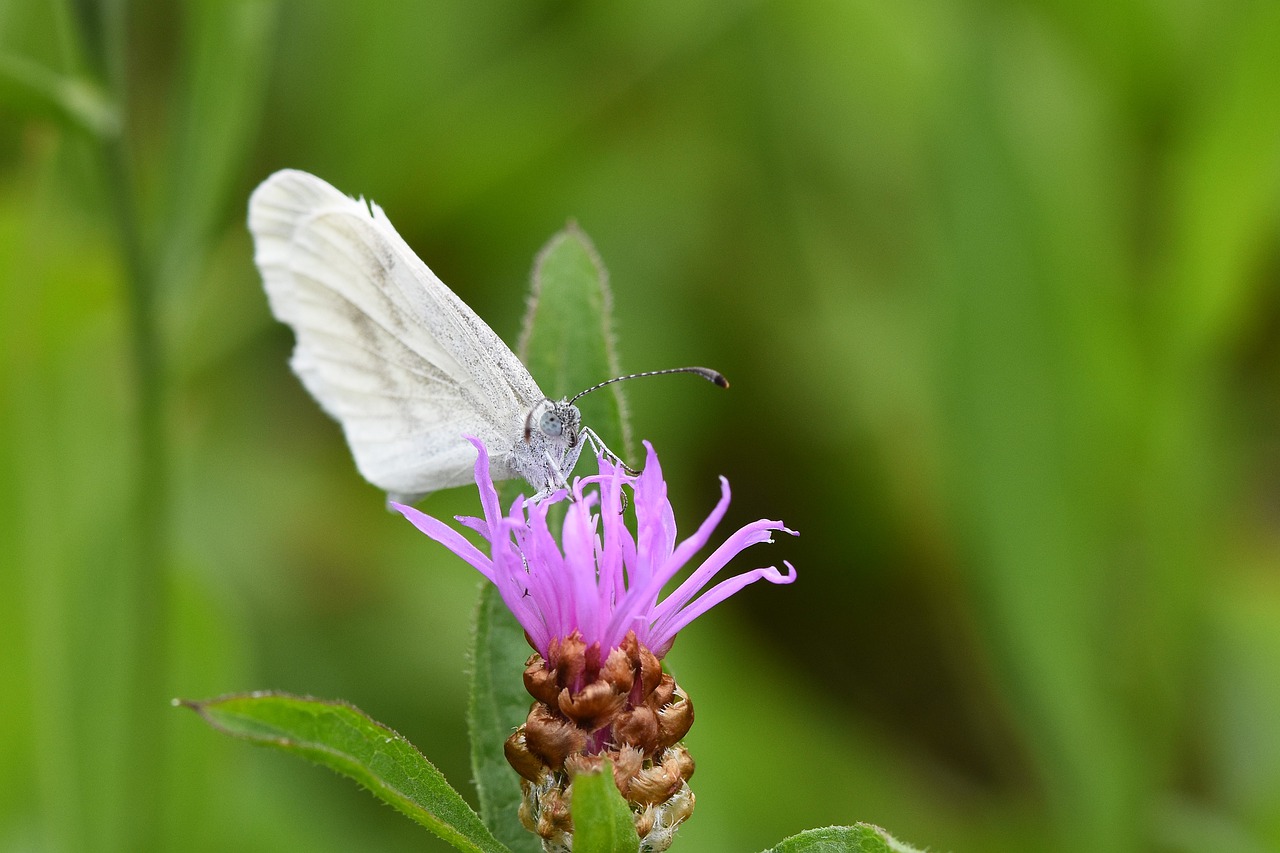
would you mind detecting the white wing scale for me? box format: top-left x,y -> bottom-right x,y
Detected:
249,169 -> 547,497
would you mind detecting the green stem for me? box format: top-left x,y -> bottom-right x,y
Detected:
105,131 -> 171,853
70,2 -> 171,848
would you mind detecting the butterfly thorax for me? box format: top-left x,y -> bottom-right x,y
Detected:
512,399 -> 585,497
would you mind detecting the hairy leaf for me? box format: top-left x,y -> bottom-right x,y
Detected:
570,765 -> 637,853
520,222 -> 631,458
765,823 -> 928,853
180,692 -> 508,853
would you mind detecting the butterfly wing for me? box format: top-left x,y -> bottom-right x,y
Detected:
248,169 -> 545,498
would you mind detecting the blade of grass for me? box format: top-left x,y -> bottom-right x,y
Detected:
0,51 -> 118,136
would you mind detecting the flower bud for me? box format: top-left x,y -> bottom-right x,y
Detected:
505,630 -> 696,852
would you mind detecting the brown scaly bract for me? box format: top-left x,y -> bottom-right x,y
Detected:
505,631 -> 695,851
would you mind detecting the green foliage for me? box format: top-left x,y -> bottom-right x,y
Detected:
155,0 -> 278,311
569,764 -> 639,852
4,1 -> 1280,852
0,53 -> 117,137
180,693 -> 508,853
469,586 -> 542,853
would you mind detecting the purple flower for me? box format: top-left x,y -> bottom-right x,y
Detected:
395,438 -> 795,850
392,437 -> 797,660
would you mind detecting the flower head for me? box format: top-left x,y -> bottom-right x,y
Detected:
393,438 -> 796,852
394,437 -> 796,661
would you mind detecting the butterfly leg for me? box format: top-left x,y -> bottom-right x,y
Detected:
577,429 -> 632,513
580,428 -> 640,476
536,450 -> 574,502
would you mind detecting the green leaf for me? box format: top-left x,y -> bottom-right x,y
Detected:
469,586 -> 542,853
569,764 -> 637,853
763,823 -> 928,853
518,222 -> 632,461
179,692 -> 509,853
468,225 -> 635,850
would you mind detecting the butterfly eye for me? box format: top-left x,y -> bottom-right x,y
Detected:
539,411 -> 563,438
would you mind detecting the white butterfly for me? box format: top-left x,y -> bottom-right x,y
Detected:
248,169 -> 724,503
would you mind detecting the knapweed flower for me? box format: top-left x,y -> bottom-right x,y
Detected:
393,438 -> 796,852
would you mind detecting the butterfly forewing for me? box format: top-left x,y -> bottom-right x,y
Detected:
249,169 -> 545,497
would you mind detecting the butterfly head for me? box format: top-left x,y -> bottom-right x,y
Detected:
516,399 -> 585,497
524,399 -> 582,451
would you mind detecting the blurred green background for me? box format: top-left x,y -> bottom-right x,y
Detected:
3,1 -> 1279,851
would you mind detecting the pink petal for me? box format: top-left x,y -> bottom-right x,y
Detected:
463,435 -> 502,538
602,476 -> 730,646
649,521 -> 794,627
392,503 -> 494,582
650,561 -> 797,654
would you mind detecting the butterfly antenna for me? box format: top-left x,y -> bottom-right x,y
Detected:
567,366 -> 729,406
